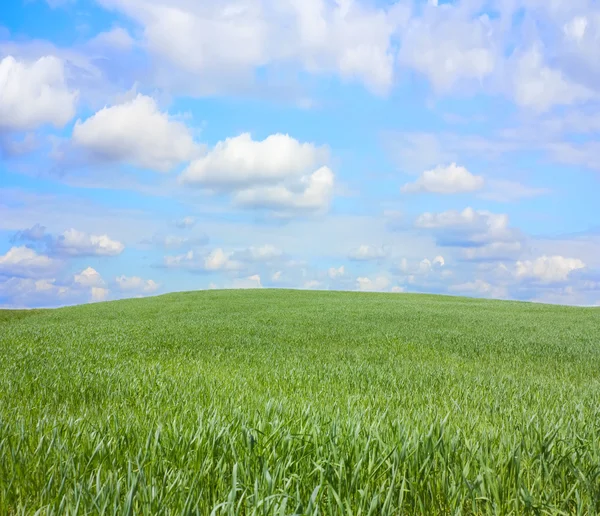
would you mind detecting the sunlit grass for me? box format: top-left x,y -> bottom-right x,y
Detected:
1,289 -> 599,514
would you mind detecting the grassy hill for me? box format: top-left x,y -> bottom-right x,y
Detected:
1,289 -> 600,514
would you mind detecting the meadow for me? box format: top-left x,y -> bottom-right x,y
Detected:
1,289 -> 600,515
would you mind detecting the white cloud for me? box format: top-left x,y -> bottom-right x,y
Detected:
72,94 -> 199,171
0,246 -> 59,277
0,277 -> 70,307
512,46 -> 594,112
272,270 -> 282,282
391,286 -> 405,293
463,241 -> 523,261
91,287 -> 109,302
233,166 -> 335,214
163,248 -> 243,272
11,223 -> 47,242
204,248 -> 241,271
303,280 -> 322,289
348,245 -> 387,261
563,16 -> 588,43
71,268 -> 113,303
56,229 -> 125,256
418,256 -> 445,274
397,258 -> 409,273
515,255 -> 586,283
449,279 -> 507,298
398,7 -> 495,92
415,207 -> 517,246
180,133 -> 326,188
356,276 -> 390,292
243,245 -> 283,262
401,163 -> 484,194
74,267 -> 105,288
0,55 -> 78,131
179,132 -> 334,215
328,265 -> 345,279
232,274 -> 262,289
96,0 -> 399,95
396,255 -> 445,277
115,275 -> 159,293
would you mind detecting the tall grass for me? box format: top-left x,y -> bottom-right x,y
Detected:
1,289 -> 599,514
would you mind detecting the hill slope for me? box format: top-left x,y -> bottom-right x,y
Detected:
1,289 -> 600,514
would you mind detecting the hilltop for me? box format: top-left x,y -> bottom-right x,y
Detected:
1,289 -> 599,514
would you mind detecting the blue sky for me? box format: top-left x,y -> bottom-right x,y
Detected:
1,0 -> 599,307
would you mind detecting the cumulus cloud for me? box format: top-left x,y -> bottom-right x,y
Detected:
74,266 -> 105,288
394,256 -> 446,279
348,245 -> 387,261
1,265 -> 160,308
236,244 -> 283,262
55,229 -> 125,256
512,46 -> 595,112
328,265 -> 345,279
10,225 -> 125,258
204,249 -> 241,271
303,280 -> 322,290
232,274 -> 262,289
0,246 -> 60,278
115,275 -> 159,293
418,256 -> 445,274
91,287 -> 109,302
72,267 -> 110,303
563,16 -> 589,43
10,223 -> 48,243
96,0 -> 399,95
0,277 -> 70,308
415,207 -> 519,249
180,133 -> 334,214
163,248 -> 243,272
72,94 -> 199,171
449,279 -> 507,298
0,55 -> 78,131
356,276 -> 390,292
515,255 -> 586,283
233,166 -> 335,214
463,241 -> 523,261
401,163 -> 484,194
398,5 -> 495,92
180,133 -> 326,187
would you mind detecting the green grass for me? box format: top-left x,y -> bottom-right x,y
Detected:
1,289 -> 600,515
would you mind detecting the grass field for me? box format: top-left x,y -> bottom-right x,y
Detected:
1,289 -> 600,514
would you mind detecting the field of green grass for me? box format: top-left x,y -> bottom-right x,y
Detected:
1,289 -> 600,514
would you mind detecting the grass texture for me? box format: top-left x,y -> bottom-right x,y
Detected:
1,289 -> 600,514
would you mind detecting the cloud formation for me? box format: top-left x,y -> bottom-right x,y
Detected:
115,275 -> 159,293
0,246 -> 60,278
515,255 -> 586,284
348,245 -> 387,261
402,163 -> 484,194
0,55 -> 78,131
56,229 -> 125,257
72,94 -> 199,171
